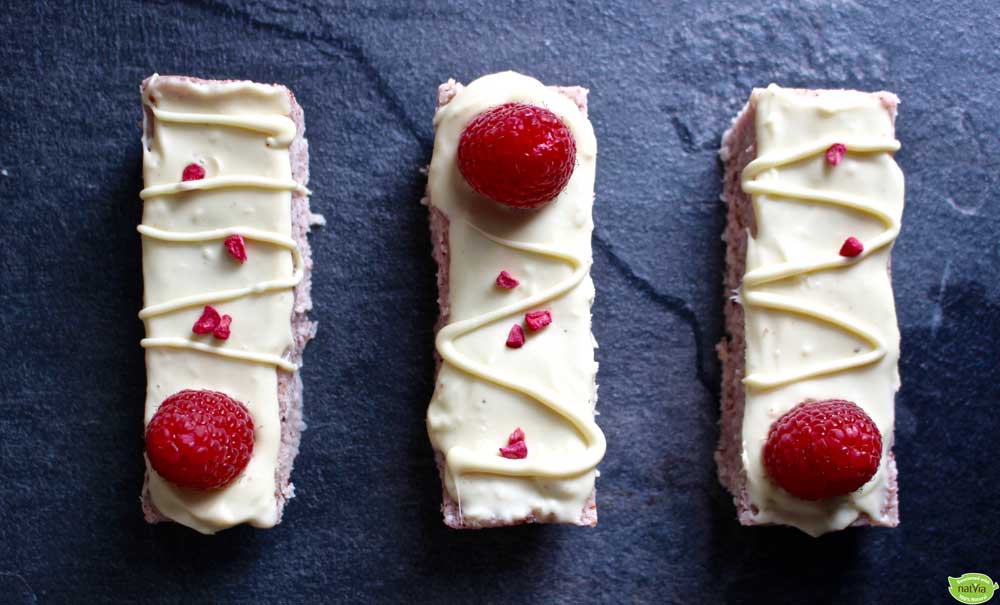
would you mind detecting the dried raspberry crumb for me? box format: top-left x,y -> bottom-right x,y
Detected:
839,236 -> 864,257
825,143 -> 846,166
192,305 -> 221,334
182,163 -> 206,181
508,427 -> 525,445
506,324 -> 525,348
763,399 -> 882,500
224,234 -> 248,263
500,440 -> 528,459
495,270 -> 519,289
525,310 -> 552,332
213,315 -> 232,340
145,389 -> 254,490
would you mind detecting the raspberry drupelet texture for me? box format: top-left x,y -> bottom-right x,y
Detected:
457,103 -> 577,209
763,399 -> 882,501
145,389 -> 254,490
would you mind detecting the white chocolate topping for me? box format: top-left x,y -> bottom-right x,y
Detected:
140,75 -> 304,533
741,84 -> 904,536
426,72 -> 605,524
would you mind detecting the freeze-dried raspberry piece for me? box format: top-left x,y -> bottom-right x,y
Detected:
495,270 -> 519,289
839,236 -> 864,257
224,234 -> 248,263
192,305 -> 221,334
525,310 -> 552,332
213,315 -> 232,340
507,427 -> 525,445
500,440 -> 528,459
825,143 -> 846,166
506,324 -> 525,348
182,163 -> 206,181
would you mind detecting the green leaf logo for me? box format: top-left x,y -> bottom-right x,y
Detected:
949,573 -> 999,604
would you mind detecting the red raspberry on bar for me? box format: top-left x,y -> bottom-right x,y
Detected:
182,163 -> 206,181
500,427 -> 528,459
508,427 -> 525,444
505,324 -> 525,348
763,399 -> 882,501
224,234 -> 248,263
495,270 -> 519,289
825,143 -> 846,166
839,236 -> 864,257
145,389 -> 254,490
213,314 -> 232,340
457,103 -> 577,209
192,305 -> 221,334
525,310 -> 552,332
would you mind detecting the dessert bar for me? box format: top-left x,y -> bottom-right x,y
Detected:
424,72 -> 606,528
138,75 -> 318,534
717,84 -> 903,536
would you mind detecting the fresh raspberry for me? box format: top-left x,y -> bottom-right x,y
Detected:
495,270 -> 520,289
145,389 -> 254,490
825,143 -> 846,166
763,399 -> 882,501
457,103 -> 577,209
839,236 -> 864,257
213,314 -> 232,340
224,234 -> 248,263
182,163 -> 206,181
524,310 -> 552,332
500,427 -> 528,459
192,305 -> 221,334
505,324 -> 525,349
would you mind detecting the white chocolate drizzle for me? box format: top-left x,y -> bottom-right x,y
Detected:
149,105 -> 297,147
136,225 -> 302,320
741,137 -> 900,390
140,176 -> 307,200
436,223 -> 607,478
139,76 -> 303,371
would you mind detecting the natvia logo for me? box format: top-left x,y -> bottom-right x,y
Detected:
949,573 -> 999,604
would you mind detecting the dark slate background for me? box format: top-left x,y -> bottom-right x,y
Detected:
2,0 -> 998,603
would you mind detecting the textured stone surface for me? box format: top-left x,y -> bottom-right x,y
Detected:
1,0 -> 998,602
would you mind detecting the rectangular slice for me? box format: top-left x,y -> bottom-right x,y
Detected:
424,72 -> 605,528
717,84 -> 903,536
138,75 -> 318,534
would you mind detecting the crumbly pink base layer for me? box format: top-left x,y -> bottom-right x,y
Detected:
139,75 -> 319,528
424,80 -> 598,529
715,89 -> 899,529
